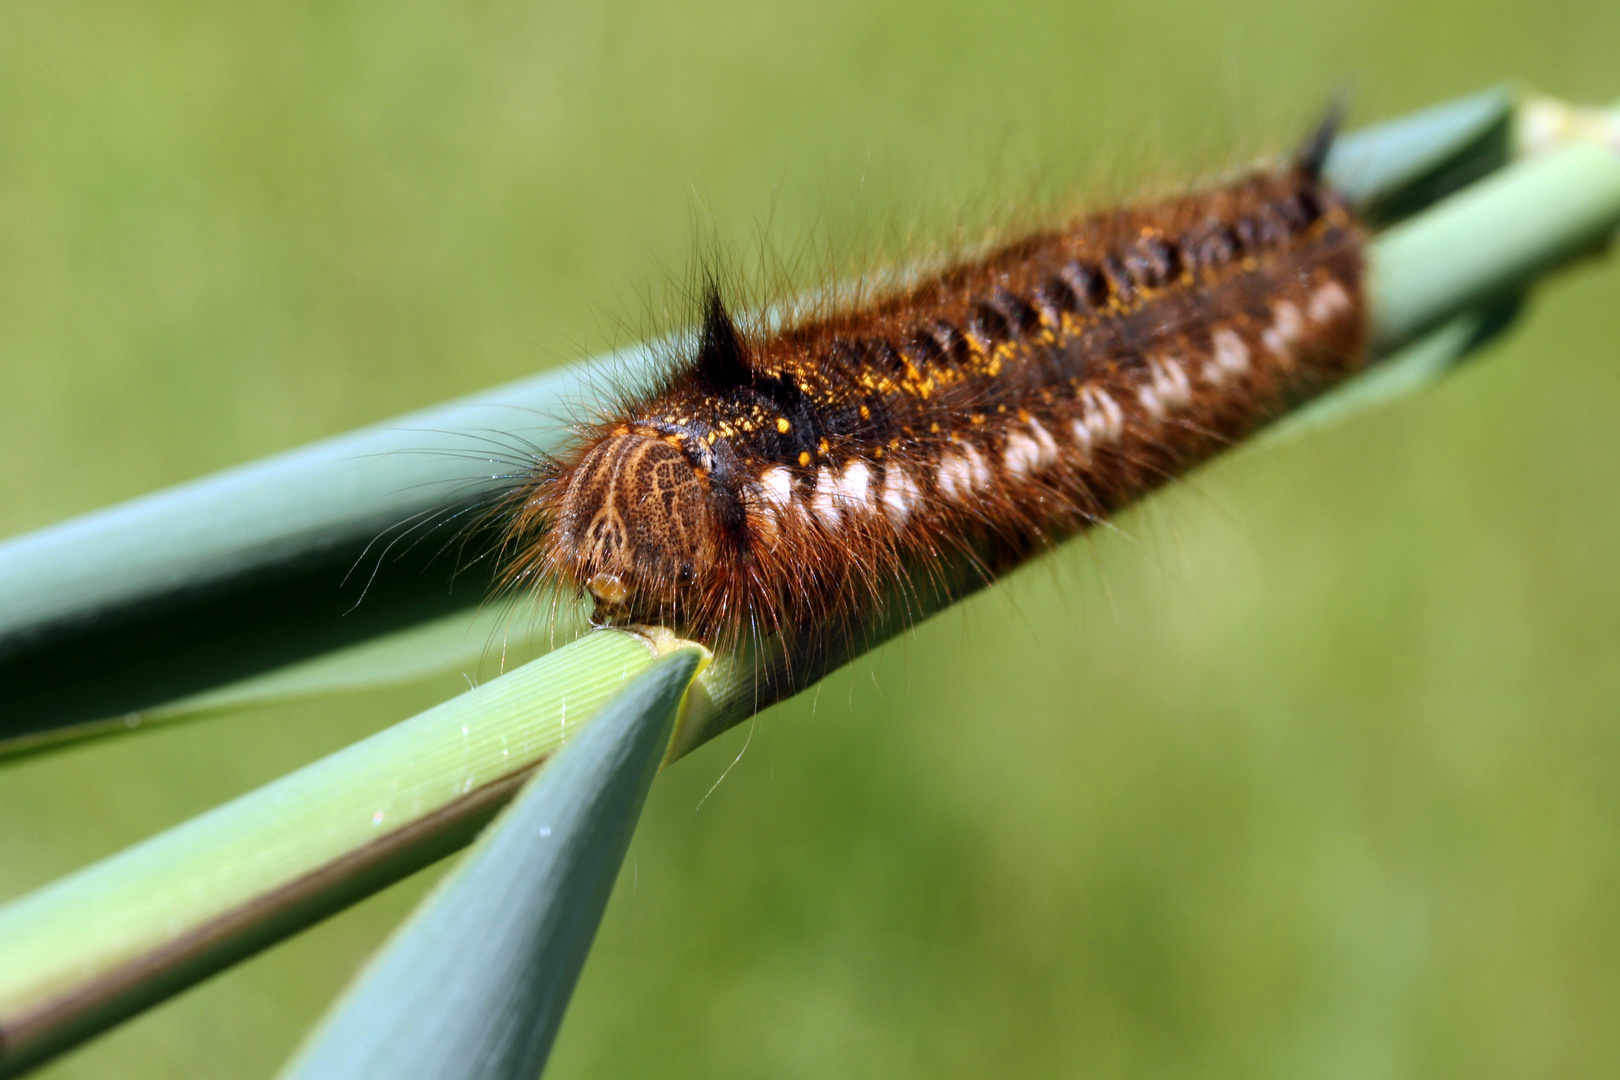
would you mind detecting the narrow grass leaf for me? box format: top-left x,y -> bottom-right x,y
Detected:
278,649 -> 702,1080
1325,85 -> 1514,223
0,603 -> 570,765
1370,138 -> 1620,355
0,629 -> 677,1079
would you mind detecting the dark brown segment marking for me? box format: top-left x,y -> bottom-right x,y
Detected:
968,302 -> 1011,349
1101,253 -> 1135,303
1059,261 -> 1108,309
1187,222 -> 1237,269
1124,234 -> 1178,288
926,320 -> 972,365
1032,275 -> 1078,325
989,287 -> 1043,337
902,329 -> 944,366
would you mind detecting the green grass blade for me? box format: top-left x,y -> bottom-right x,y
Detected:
1325,85 -> 1515,224
1370,139 -> 1620,356
0,604 -> 565,766
0,629 -> 679,1079
278,650 -> 701,1080
0,360 -> 630,740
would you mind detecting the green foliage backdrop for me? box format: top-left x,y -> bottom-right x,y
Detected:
1,1 -> 1618,1077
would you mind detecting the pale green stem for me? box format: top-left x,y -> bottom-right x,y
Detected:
277,650 -> 702,1080
0,630 -> 689,1078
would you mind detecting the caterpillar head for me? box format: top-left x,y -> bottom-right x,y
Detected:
547,429 -> 724,625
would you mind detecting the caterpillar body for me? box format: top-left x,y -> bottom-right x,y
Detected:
497,118 -> 1368,654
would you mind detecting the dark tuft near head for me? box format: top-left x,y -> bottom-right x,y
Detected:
693,283 -> 752,392
1294,99 -> 1347,183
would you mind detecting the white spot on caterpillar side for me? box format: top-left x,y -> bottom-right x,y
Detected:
1138,387 -> 1162,419
1138,357 -> 1192,418
750,504 -> 780,544
1275,300 -> 1305,341
936,455 -> 969,502
809,462 -> 872,527
1263,300 -> 1305,360
759,467 -> 793,507
1307,280 -> 1352,323
838,461 -> 871,512
1080,387 -> 1124,445
1202,327 -> 1251,385
882,468 -> 918,526
1028,420 -> 1057,460
1004,420 -> 1059,478
1070,418 -> 1093,458
1031,291 -> 1065,329
749,467 -> 798,542
937,446 -> 989,503
997,433 -> 1036,476
810,468 -> 840,527
1004,433 -> 1041,478
962,444 -> 992,490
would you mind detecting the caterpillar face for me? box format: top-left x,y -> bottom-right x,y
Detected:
550,430 -> 724,625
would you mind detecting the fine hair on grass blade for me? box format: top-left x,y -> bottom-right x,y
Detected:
278,649 -> 703,1080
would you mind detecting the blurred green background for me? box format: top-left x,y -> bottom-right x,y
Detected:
2,1 -> 1618,1077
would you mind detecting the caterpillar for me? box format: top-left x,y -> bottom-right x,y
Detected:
495,114 -> 1367,656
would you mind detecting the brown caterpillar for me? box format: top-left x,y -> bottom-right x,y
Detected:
496,116 -> 1367,653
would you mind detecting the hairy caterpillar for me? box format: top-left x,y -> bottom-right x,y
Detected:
496,115 -> 1366,652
